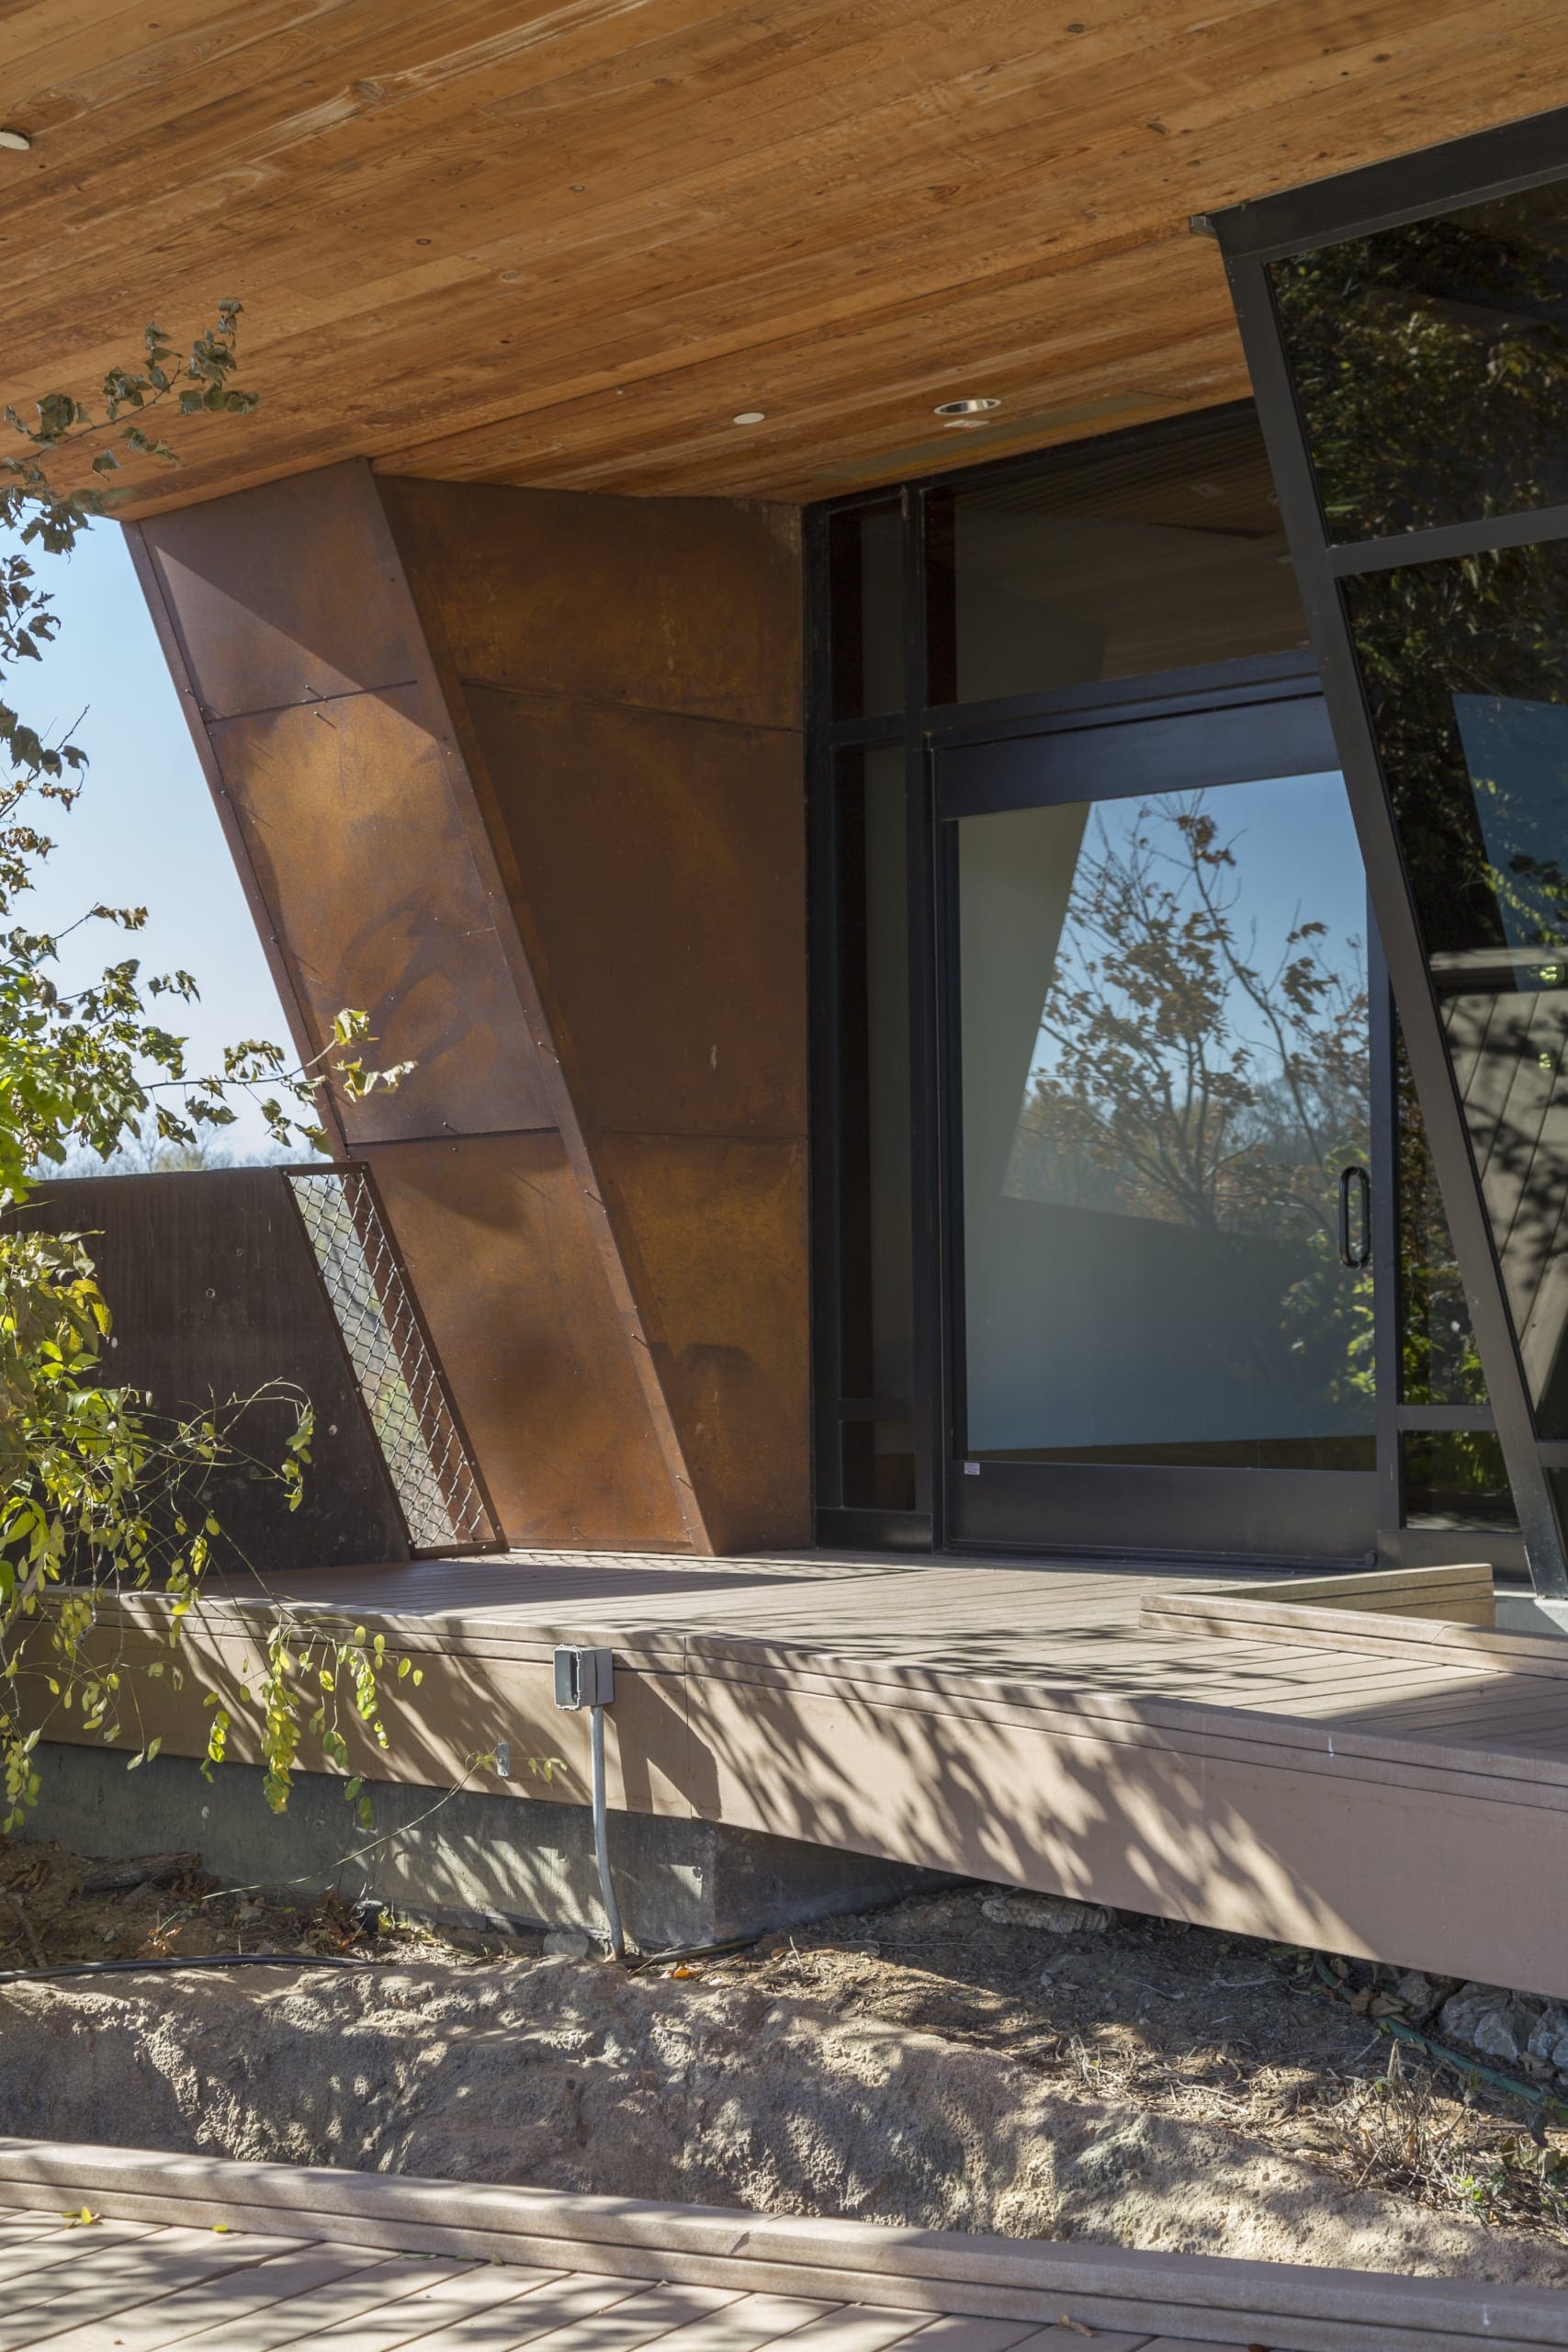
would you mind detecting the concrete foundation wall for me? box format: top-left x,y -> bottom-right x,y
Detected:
27,1743 -> 944,1952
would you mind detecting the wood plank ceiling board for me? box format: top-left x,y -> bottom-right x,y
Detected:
4,0 -> 1568,512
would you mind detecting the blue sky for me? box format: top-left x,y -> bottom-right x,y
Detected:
12,518 -> 293,1157
1028,766 -> 1368,1074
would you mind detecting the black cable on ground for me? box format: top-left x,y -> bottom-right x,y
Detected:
0,1951 -> 382,1986
3,1928 -> 765,1987
622,1933 -> 761,1975
1304,1954 -> 1568,2123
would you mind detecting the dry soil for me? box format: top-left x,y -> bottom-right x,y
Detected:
1,1840 -> 1565,2288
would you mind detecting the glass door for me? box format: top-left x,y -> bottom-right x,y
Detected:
941,691 -> 1383,1558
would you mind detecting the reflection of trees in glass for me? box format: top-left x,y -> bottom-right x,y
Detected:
1451,695 -> 1568,955
1271,189 -> 1568,539
1268,181 -> 1568,1487
1396,1032 -> 1486,1408
1348,549 -> 1568,1434
1344,545 -> 1568,956
1008,795 -> 1371,1409
1395,1046 -> 1511,1523
1403,1430 -> 1518,1530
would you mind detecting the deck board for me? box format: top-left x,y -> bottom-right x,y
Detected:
277,2262 -> 618,2352
1,2142 -> 1566,2352
0,2228 -> 321,2351
66,1551 -> 1568,1996
32,2244 -> 400,2352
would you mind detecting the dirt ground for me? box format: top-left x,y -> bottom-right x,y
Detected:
3,1838 -> 1567,2278
0,1836 -> 498,1970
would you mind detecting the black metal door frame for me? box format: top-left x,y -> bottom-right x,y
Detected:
808,411 -> 1292,1554
932,666 -> 1385,1564
807,485 -> 945,1553
808,395 -> 1535,1573
1213,109 -> 1568,1596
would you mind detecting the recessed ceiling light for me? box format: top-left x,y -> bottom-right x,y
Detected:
732,410 -> 766,424
934,396 -> 1000,417
0,130 -> 31,152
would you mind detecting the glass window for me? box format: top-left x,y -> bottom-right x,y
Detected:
1345,545 -> 1568,960
1347,546 -> 1568,1434
926,411 -> 1309,707
833,745 -> 916,1508
1396,1029 -> 1487,1408
829,500 -> 903,718
1271,183 -> 1568,542
1403,1431 -> 1519,1531
956,767 -> 1373,1469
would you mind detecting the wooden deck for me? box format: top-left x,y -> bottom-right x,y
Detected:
68,1551 -> 1568,1998
0,2136 -> 1564,2352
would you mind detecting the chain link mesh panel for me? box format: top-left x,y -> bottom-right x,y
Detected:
288,1167 -> 497,1553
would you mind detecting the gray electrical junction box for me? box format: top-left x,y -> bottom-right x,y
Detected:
553,1645 -> 615,1710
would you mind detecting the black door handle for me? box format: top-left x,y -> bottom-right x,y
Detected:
1338,1163 -> 1371,1268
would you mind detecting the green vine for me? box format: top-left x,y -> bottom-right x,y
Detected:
0,307 -> 416,1837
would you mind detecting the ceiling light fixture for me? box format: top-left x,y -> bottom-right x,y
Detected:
934,396 -> 1000,417
0,130 -> 31,152
732,410 -> 766,424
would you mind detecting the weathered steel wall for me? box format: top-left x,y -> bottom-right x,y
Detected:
19,1171 -> 408,1571
130,463 -> 808,1553
381,478 -> 808,1555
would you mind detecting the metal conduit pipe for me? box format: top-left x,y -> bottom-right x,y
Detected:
588,1702 -> 626,1962
554,1645 -> 626,1961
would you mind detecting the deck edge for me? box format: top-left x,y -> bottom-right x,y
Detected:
0,2140 -> 1563,2350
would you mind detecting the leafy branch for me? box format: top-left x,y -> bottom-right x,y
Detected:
0,308 -> 416,1839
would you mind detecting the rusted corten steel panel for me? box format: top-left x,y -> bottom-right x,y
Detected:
592,1132 -> 809,1555
377,477 -> 801,729
383,481 -> 811,1552
360,1135 -> 694,1551
207,687 -> 554,1146
133,462 -> 709,1555
19,1172 -> 408,1572
464,688 -> 807,1139
136,466 -> 421,720
133,460 -> 809,1553
134,465 -> 548,1151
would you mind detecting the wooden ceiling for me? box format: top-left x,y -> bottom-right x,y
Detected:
4,0 -> 1566,515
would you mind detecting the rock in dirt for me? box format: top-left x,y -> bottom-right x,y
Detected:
1392,1970 -> 1448,2021
982,1892 -> 1113,1934
0,1962 -> 1564,2290
1438,1982 -> 1551,2069
541,1929 -> 593,1960
1528,2006 -> 1568,2075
